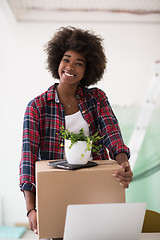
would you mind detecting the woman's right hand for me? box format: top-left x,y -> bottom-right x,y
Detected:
28,209 -> 38,234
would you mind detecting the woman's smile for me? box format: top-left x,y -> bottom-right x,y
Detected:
63,71 -> 76,78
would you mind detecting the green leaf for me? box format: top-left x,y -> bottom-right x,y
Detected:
59,127 -> 103,154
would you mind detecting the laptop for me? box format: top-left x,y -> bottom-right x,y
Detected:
63,202 -> 146,240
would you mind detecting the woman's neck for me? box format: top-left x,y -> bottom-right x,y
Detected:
57,82 -> 78,98
56,82 -> 79,115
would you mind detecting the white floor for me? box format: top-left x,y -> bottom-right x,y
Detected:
20,232 -> 160,240
21,229 -> 39,239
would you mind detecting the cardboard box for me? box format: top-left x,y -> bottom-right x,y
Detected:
36,160 -> 125,239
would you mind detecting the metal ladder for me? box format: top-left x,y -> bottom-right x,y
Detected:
128,60 -> 160,171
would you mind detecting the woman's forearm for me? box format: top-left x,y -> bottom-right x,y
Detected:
24,190 -> 36,212
115,152 -> 128,165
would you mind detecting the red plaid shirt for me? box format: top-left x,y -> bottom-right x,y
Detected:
19,84 -> 130,192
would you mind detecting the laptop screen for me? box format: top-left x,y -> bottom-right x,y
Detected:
63,202 -> 146,240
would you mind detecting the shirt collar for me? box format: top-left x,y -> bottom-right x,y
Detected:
47,83 -> 85,102
76,84 -> 84,99
46,83 -> 58,102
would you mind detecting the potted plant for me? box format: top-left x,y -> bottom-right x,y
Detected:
60,127 -> 101,165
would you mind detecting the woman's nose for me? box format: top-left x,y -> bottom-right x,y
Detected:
66,61 -> 74,70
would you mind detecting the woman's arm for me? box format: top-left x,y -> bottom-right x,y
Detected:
24,190 -> 38,234
20,101 -> 40,193
96,89 -> 132,187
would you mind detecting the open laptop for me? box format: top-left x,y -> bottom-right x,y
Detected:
63,202 -> 146,240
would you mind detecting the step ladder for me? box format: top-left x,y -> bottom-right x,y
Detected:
128,60 -> 160,171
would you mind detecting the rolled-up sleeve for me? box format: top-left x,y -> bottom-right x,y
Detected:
19,101 -> 40,193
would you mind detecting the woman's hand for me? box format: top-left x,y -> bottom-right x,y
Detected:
113,161 -> 133,188
28,210 -> 38,234
114,153 -> 133,188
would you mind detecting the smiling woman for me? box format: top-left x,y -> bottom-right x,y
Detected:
19,26 -> 133,239
45,26 -> 106,87
58,50 -> 86,87
57,50 -> 87,115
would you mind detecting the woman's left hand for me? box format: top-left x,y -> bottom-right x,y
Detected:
113,161 -> 133,188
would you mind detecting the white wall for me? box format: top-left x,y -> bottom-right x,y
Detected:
0,0 -> 160,225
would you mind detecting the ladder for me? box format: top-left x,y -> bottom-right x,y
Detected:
128,60 -> 160,171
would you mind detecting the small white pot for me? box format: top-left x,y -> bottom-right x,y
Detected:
65,139 -> 91,165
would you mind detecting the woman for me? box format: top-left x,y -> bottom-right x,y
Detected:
19,26 -> 133,237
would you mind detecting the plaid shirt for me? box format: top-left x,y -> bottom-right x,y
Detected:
19,83 -> 130,192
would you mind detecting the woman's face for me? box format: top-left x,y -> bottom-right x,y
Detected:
58,50 -> 86,87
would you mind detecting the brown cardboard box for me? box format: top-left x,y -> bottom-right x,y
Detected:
36,160 -> 125,239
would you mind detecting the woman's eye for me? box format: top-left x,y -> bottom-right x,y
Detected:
76,62 -> 83,66
63,58 -> 69,62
